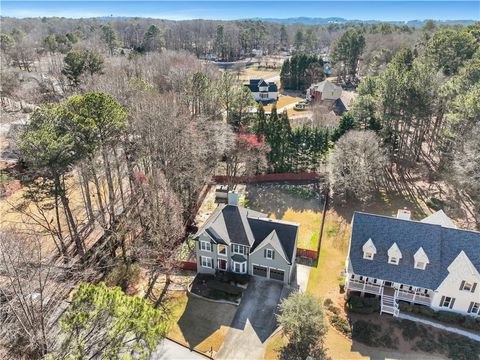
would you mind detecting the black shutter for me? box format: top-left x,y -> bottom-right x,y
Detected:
468,302 -> 474,313
449,298 -> 455,309
459,280 -> 465,290
272,250 -> 275,260
264,249 -> 267,258
440,296 -> 445,307
471,283 -> 477,293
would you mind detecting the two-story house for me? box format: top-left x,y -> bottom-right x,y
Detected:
346,209 -> 480,317
245,79 -> 278,103
193,204 -> 299,284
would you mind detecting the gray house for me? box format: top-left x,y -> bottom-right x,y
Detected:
193,204 -> 299,284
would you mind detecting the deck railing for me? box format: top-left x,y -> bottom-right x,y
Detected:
346,279 -> 382,295
396,290 -> 432,306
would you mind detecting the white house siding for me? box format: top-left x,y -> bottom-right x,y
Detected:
252,91 -> 278,102
249,243 -> 291,284
431,254 -> 480,315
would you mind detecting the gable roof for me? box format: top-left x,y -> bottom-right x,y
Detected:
194,205 -> 298,263
250,229 -> 290,263
421,210 -> 457,229
349,212 -> 480,290
310,80 -> 341,94
246,79 -> 278,93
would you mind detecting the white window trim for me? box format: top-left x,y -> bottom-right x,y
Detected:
217,244 -> 227,256
201,256 -> 213,269
266,249 -> 274,259
471,302 -> 479,315
441,296 -> 452,308
388,256 -> 399,265
462,281 -> 473,291
232,244 -> 248,255
363,252 -> 374,260
415,261 -> 426,270
232,260 -> 247,274
200,240 -> 211,252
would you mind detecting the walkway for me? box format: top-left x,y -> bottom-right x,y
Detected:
398,313 -> 480,342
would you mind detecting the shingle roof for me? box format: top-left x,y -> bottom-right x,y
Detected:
246,79 -> 278,93
349,212 -> 480,290
194,205 -> 298,263
248,218 -> 298,263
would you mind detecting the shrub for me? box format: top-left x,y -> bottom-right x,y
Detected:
463,316 -> 480,331
426,197 -> 445,210
439,333 -> 480,360
347,296 -> 380,314
324,298 -> 333,307
437,310 -> 464,324
330,314 -> 351,337
377,333 -> 398,350
396,319 -> 420,341
351,320 -> 380,346
104,263 -> 142,294
207,280 -> 243,296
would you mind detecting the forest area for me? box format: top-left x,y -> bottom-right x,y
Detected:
0,14 -> 479,359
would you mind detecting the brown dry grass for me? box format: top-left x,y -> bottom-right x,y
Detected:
264,95 -> 301,112
166,291 -> 236,356
238,66 -> 280,81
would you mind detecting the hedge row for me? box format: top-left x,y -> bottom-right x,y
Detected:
398,301 -> 480,332
347,296 -> 380,314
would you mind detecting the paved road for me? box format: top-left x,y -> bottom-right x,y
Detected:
150,339 -> 209,360
216,278 -> 284,360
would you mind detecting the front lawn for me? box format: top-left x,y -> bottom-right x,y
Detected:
165,290 -> 237,356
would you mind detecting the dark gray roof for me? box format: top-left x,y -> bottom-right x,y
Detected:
194,205 -> 298,263
231,254 -> 247,262
248,218 -> 298,263
246,79 -> 278,93
349,212 -> 480,290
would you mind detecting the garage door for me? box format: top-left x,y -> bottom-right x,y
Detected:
269,268 -> 285,282
253,265 -> 268,277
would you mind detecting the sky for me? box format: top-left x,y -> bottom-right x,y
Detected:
1,1 -> 479,21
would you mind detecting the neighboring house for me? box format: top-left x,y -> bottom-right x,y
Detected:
308,80 -> 342,102
193,204 -> 299,284
346,210 -> 480,317
245,79 -> 278,103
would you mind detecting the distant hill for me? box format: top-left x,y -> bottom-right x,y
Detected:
255,17 -> 476,27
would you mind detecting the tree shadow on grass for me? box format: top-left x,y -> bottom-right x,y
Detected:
246,181 -> 324,219
176,293 -> 237,351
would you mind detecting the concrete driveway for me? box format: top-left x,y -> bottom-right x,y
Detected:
150,339 -> 208,360
216,278 -> 284,360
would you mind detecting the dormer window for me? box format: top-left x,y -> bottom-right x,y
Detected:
414,247 -> 429,270
388,256 -> 399,265
364,252 -> 374,260
362,238 -> 376,261
387,243 -> 402,265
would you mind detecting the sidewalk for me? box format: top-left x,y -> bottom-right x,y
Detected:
150,338 -> 210,360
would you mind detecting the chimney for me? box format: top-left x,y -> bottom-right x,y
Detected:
227,191 -> 239,206
397,208 -> 411,220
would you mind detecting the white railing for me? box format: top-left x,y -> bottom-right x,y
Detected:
381,287 -> 400,317
381,303 -> 400,316
396,290 -> 432,306
346,279 -> 382,295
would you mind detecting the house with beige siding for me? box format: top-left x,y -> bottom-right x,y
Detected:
193,204 -> 299,284
346,210 -> 480,317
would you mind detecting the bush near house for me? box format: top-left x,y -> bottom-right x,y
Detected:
330,314 -> 351,338
207,279 -> 243,296
398,301 -> 480,332
346,295 -> 380,314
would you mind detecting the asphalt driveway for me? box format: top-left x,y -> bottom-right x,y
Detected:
216,277 -> 284,360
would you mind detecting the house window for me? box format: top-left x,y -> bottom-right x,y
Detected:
441,296 -> 454,308
363,252 -> 374,260
415,261 -> 426,270
232,261 -> 247,274
217,244 -> 227,255
232,244 -> 248,255
388,256 -> 399,265
461,281 -> 473,291
265,249 -> 274,259
200,241 -> 211,252
469,302 -> 479,315
201,256 -> 213,269
260,93 -> 269,99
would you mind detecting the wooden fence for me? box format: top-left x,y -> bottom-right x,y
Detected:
177,261 -> 197,271
212,172 -> 322,184
296,248 -> 318,260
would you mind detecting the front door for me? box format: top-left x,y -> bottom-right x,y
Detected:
217,259 -> 227,271
384,281 -> 393,287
